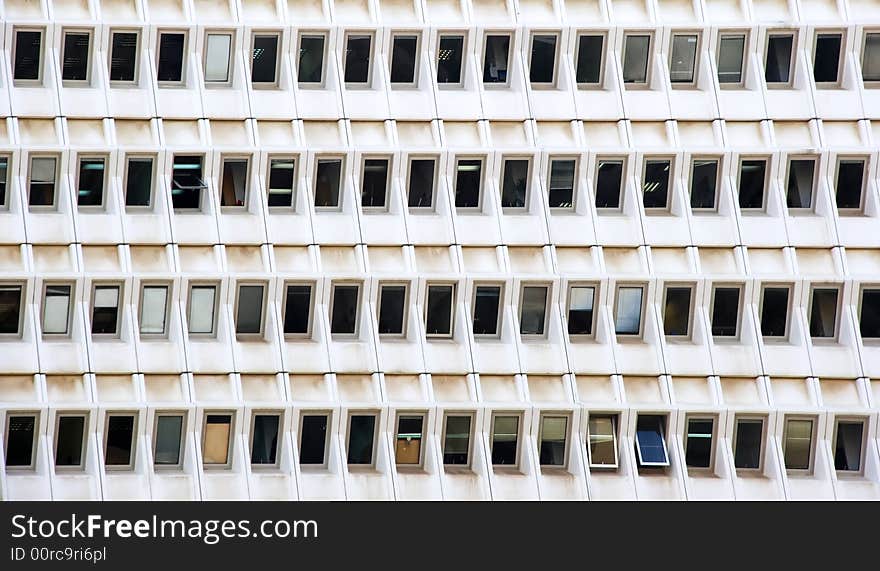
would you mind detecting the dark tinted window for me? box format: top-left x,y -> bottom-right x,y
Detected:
472,285 -> 501,336
299,415 -> 328,465
425,285 -> 454,335
284,285 -> 312,335
814,34 -> 841,83
390,35 -> 417,84
738,159 -> 766,209
154,415 -> 183,465
378,285 -> 406,335
157,33 -> 185,82
55,416 -> 85,467
734,418 -> 763,469
663,287 -> 691,336
685,418 -> 713,468
786,159 -> 815,209
330,285 -> 359,335
92,286 -> 120,335
643,160 -> 671,209
711,287 -> 740,336
5,415 -> 36,467
548,159 -> 575,208
361,159 -> 389,208
125,158 -> 153,207
576,35 -> 603,84
568,286 -> 594,335
77,158 -> 105,206
105,415 -> 135,466
760,287 -> 790,337
314,159 -> 342,208
483,35 -> 510,84
110,32 -> 138,81
834,421 -> 863,472
595,160 -> 623,208
623,35 -> 650,83
298,35 -> 325,83
235,285 -> 264,335
765,34 -> 793,83
454,159 -> 482,208
690,159 -> 718,209
62,32 -> 90,81
268,158 -> 295,207
171,155 -> 205,209
252,35 -> 279,83
347,415 -> 376,464
520,286 -> 548,335
437,36 -> 464,83
0,286 -> 23,335
344,35 -> 371,83
861,289 -> 880,338
718,35 -> 745,83
501,159 -> 529,208
251,414 -> 279,465
0,157 -> 8,206
407,159 -> 435,208
14,30 -> 42,81
491,416 -> 519,465
809,288 -> 838,338
530,35 -> 557,83
443,415 -> 471,465
836,160 -> 864,210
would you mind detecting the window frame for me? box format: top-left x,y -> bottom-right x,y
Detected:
471,282 -> 505,339
547,155 -> 579,211
394,411 -> 427,469
329,281 -> 363,339
537,412 -> 571,470
716,30 -> 749,88
594,156 -> 627,212
405,154 -> 438,212
233,281 -> 267,339
266,154 -> 298,211
832,416 -> 867,476
359,155 -> 393,212
250,31 -> 282,88
436,31 -> 467,88
376,281 -> 410,338
861,29 -> 880,87
586,412 -> 620,470
807,283 -> 842,342
108,28 -> 141,85
668,30 -> 702,88
621,31 -> 654,88
783,154 -> 819,212
123,154 -> 157,211
441,411 -> 475,471
641,155 -> 675,212
313,155 -> 346,212
4,411 -> 39,472
0,282 -> 26,339
218,154 -> 252,211
453,155 -> 486,211
12,27 -> 45,85
613,283 -> 647,339
683,414 -> 717,472
281,281 -> 315,339
759,283 -> 794,341
858,284 -> 880,343
518,282 -> 551,339
782,415 -> 817,474
833,155 -> 869,214
688,155 -> 722,212
40,282 -> 74,338
732,414 -> 767,472
27,153 -> 60,211
661,282 -> 696,340
736,155 -> 771,212
60,28 -> 94,86
0,153 -> 10,211
499,155 -> 532,211
249,410 -> 283,470
345,410 -> 379,468
634,413 -> 671,468
187,281 -> 220,338
138,281 -> 172,339
74,154 -> 109,210
574,31 -> 608,89
709,283 -> 743,340
296,31 -> 328,87
424,282 -> 457,339
343,31 -> 375,87
566,282 -> 598,339
202,29 -> 235,86
481,31 -> 513,88
764,29 -> 798,88
389,31 -> 421,88
53,411 -> 89,473
103,411 -> 138,472
201,411 -> 236,470
298,410 -> 332,470
155,29 -> 189,86
171,153 -> 208,211
812,29 -> 845,87
528,31 -> 561,87
90,282 -> 123,339
152,410 -> 187,471
489,411 -> 523,471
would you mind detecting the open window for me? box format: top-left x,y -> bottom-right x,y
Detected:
500,158 -> 530,209
104,413 -> 137,470
765,32 -> 795,85
330,283 -> 360,336
395,414 -> 425,466
204,32 -> 233,84
835,158 -> 866,211
567,285 -> 595,336
283,283 -> 313,336
442,414 -> 473,467
808,286 -> 839,339
109,30 -> 139,83
390,34 -> 418,85
219,157 -> 249,208
234,283 -> 265,336
140,284 -> 169,336
576,34 -> 605,85
548,158 -> 576,209
595,159 -> 624,209
157,31 -> 186,84
733,416 -> 764,470
622,33 -> 651,85
717,33 -> 746,85
171,155 -> 207,210
669,33 -> 698,85
407,158 -> 436,209
13,29 -> 43,82
635,414 -> 669,467
529,33 -> 558,84
684,417 -> 714,469
587,414 -> 618,469
62,30 -> 91,83
188,284 -> 218,336
344,33 -> 373,84
642,158 -> 672,209
614,285 -> 644,337
76,157 -> 106,207
299,413 -> 329,466
42,284 -> 72,336
813,32 -> 842,84
454,158 -> 483,209
0,284 -> 24,336
202,413 -> 234,468
251,33 -> 280,85
663,285 -> 693,337
738,158 -> 768,210
250,413 -> 281,467
297,34 -> 326,84
314,157 -> 343,209
153,412 -> 186,468
91,284 -> 122,337
55,413 -> 88,470
782,417 -> 814,472
490,414 -> 520,467
377,283 -> 407,336
267,157 -> 296,208
28,155 -> 58,208
860,288 -> 880,339
690,158 -> 719,210
834,419 -> 865,473
472,284 -> 502,337
125,156 -> 154,208
5,414 -> 38,470
519,284 -> 549,336
538,414 -> 568,467
483,34 -> 510,85
346,413 -> 377,466
760,285 -> 791,339
425,284 -> 455,337
437,34 -> 465,84
785,157 -> 817,210
710,286 -> 741,337
360,157 -> 390,209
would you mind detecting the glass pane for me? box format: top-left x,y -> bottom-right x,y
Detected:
155,415 -> 183,465
106,415 -> 135,466
635,415 -> 668,465
0,157 -> 8,205
77,158 -> 106,206
615,287 -> 643,335
252,35 -> 278,83
595,160 -> 623,208
530,35 -> 557,83
501,159 -> 529,208
623,35 -> 650,83
268,158 -> 295,207
834,421 -> 863,472
685,418 -> 713,468
786,159 -> 815,209
251,415 -> 279,465
455,159 -> 482,208
483,35 -> 510,83
125,158 -> 153,207
205,34 -> 231,82
407,159 -> 435,208
813,34 -> 841,83
437,36 -> 463,83
390,35 -> 417,84
860,289 -> 880,338
642,160 -> 670,208
443,415 -> 471,464
784,419 -> 813,470
0,286 -> 22,334
203,415 -> 232,465
344,35 -> 371,83
690,159 -> 718,209
236,285 -> 264,334
663,287 -> 692,336
568,286 -> 594,335
55,416 -> 85,467
520,286 -> 548,335
298,35 -> 325,83
110,32 -> 138,81
395,416 -> 423,465
670,34 -> 697,83
548,159 -> 575,208
361,159 -> 389,208
473,286 -> 501,336
765,35 -> 793,83
6,415 -> 36,467
588,416 -> 617,466
576,35 -> 603,84
315,159 -> 342,208
140,285 -> 168,335
43,285 -> 71,335
299,415 -> 328,464
711,287 -> 740,336
378,285 -> 406,335
426,285 -> 454,335
157,33 -> 185,82
734,419 -> 763,469
761,287 -> 790,337
539,416 -> 567,466
738,159 -> 766,209
491,416 -> 519,465
863,33 -> 880,82
91,286 -> 120,335
347,415 -> 376,464
809,288 -> 838,338
30,157 -> 57,207
14,31 -> 42,80
836,160 -> 864,210
220,159 -> 248,207
189,286 -> 216,334
718,35 -> 745,83
284,285 -> 312,334
331,285 -> 359,334
62,32 -> 90,81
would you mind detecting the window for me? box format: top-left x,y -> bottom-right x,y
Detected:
587,415 -> 618,468
220,157 -> 249,207
91,285 -> 121,336
42,284 -> 72,336
109,31 -> 138,82
491,415 -> 519,466
331,284 -> 360,336
860,288 -> 880,339
0,156 -> 8,207
437,35 -> 464,84
669,33 -> 698,84
157,32 -> 186,83
500,158 -> 530,209
760,286 -> 790,338
472,285 -> 502,336
576,34 -> 604,85
634,414 -> 669,467
361,158 -> 390,209
642,159 -> 671,209
235,284 -> 265,335
55,414 -> 87,469
62,31 -> 91,82
834,420 -> 864,472
548,158 -> 576,209
835,159 -> 865,211
539,415 -> 568,467
765,33 -> 794,84
483,34 -> 510,84
267,157 -> 296,207
378,284 -> 407,335
28,156 -> 58,208
204,32 -> 232,83
567,285 -> 595,336
614,286 -> 644,336
442,414 -> 472,466
250,413 -> 280,466
425,284 -> 455,337
814,33 -> 842,84
76,157 -> 106,207
711,286 -> 740,337
454,158 -> 483,208
5,414 -> 37,469
786,158 -> 816,209
314,158 -> 343,208
717,34 -> 746,84
171,155 -> 207,210
299,414 -> 329,465
529,34 -> 558,84
390,35 -> 418,84
344,34 -> 372,84
154,413 -> 185,467
733,417 -> 764,469
395,414 -> 424,465
809,287 -> 839,339
124,157 -> 154,208
297,34 -> 325,84
251,34 -> 279,84
140,285 -> 169,336
0,285 -> 23,336
862,33 -> 880,82
347,414 -> 376,465
690,158 -> 719,210
663,286 -> 692,337
13,29 -> 42,81
738,158 -> 767,210
684,417 -> 714,469
203,413 -> 233,467
783,417 -> 814,471
623,34 -> 651,84
595,159 -> 624,209
407,158 -> 435,208
519,285 -> 548,336
188,285 -> 217,335
105,414 -> 136,469
283,284 -> 313,335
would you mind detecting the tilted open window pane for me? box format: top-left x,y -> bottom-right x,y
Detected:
623,35 -> 650,84
711,287 -> 740,337
299,414 -> 328,465
483,35 -> 510,84
92,286 -> 120,335
539,416 -> 567,466
425,285 -> 454,336
734,418 -> 763,469
407,159 -> 435,208
0,286 -> 23,335
765,34 -> 794,84
330,285 -> 359,335
62,32 -> 90,81
501,159 -> 529,208
344,35 -> 372,83
834,421 -> 864,472
236,284 -> 264,335
378,285 -> 407,335
314,159 -> 342,208
443,415 -> 471,465
157,33 -> 185,82
454,159 -> 482,208
473,285 -> 501,336
568,286 -> 594,335
615,286 -> 643,335
663,287 -> 691,336
110,32 -> 138,82
14,30 -> 42,81
361,159 -> 389,208
171,155 -> 206,209
284,285 -> 312,335
125,157 -> 153,207
77,158 -> 105,206
786,159 -> 815,209
154,415 -> 184,466
690,159 -> 718,209
203,414 -> 232,465
670,34 -> 698,83
55,415 -> 86,467
491,416 -> 519,466
642,160 -> 670,208
738,159 -> 767,209
548,159 -> 575,208
520,286 -> 548,335
718,35 -> 745,83
140,285 -> 168,335
437,36 -> 464,84
836,160 -> 864,210
635,415 -> 669,467
530,35 -> 557,83
43,285 -> 71,335
588,415 -> 618,467
6,415 -> 37,468
783,418 -> 813,470
861,289 -> 880,338
220,159 -> 248,207
252,35 -> 279,83
814,34 -> 841,83
105,415 -> 135,467
29,156 -> 57,207
204,33 -> 232,82
298,35 -> 325,83
395,415 -> 424,465
347,415 -> 376,465
576,35 -> 604,84
809,288 -> 838,338
595,160 -> 623,208
685,418 -> 714,468
188,285 -> 217,335
390,35 -> 417,84
268,158 -> 295,207
251,414 -> 280,465
760,287 -> 790,337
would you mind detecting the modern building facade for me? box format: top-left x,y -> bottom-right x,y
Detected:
0,0 -> 879,500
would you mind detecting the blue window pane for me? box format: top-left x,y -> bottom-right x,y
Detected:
636,416 -> 669,466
